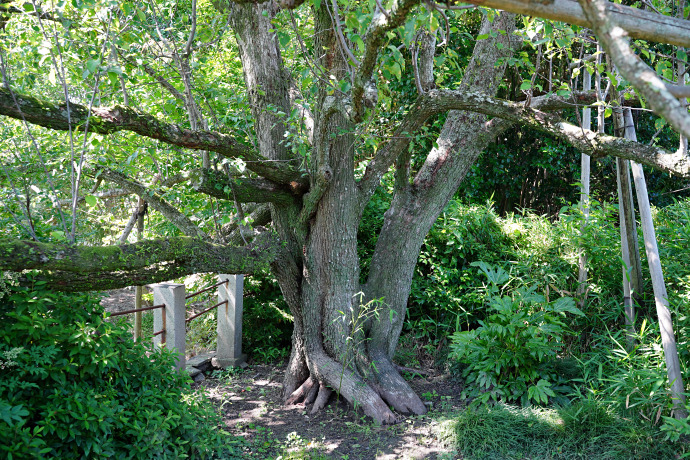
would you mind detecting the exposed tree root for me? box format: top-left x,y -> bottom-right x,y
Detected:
286,375 -> 317,405
303,379 -> 319,406
310,383 -> 332,414
370,349 -> 427,415
282,342 -> 432,424
306,349 -> 398,425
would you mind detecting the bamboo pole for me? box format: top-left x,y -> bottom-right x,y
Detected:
576,69 -> 591,307
612,105 -> 642,348
624,107 -> 687,419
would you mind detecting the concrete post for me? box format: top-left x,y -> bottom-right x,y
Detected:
214,274 -> 246,368
152,283 -> 186,370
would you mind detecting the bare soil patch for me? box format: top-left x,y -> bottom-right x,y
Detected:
201,363 -> 463,459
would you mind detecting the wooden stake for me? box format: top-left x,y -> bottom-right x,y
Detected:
624,107 -> 687,418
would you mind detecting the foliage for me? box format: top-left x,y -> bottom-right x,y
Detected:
0,276 -> 241,459
242,272 -> 293,363
449,262 -> 583,406
572,320 -> 690,444
440,401 -> 679,459
406,200 -> 514,355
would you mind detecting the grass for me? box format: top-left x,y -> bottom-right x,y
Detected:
435,401 -> 679,459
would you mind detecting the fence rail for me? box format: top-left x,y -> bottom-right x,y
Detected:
186,299 -> 228,323
185,279 -> 229,300
109,303 -> 165,317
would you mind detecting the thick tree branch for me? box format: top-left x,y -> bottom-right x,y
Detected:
189,168 -> 299,205
423,89 -> 690,176
461,0 -> 690,48
98,168 -> 208,239
0,235 -> 276,273
578,0 -> 690,140
213,0 -> 307,10
357,90 -> 597,206
666,84 -> 690,99
221,204 -> 272,245
0,87 -> 303,185
352,0 -> 422,121
3,233 -> 279,291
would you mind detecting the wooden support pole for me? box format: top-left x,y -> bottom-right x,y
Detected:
624,108 -> 687,419
612,98 -> 643,349
576,69 -> 591,306
133,198 -> 145,342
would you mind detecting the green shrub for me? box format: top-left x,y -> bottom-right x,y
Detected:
0,276 -> 241,459
571,320 -> 689,439
449,262 -> 583,406
407,200 -> 515,350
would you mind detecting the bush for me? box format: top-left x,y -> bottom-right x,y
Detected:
0,276 -> 241,459
449,262 -> 583,406
407,200 -> 515,351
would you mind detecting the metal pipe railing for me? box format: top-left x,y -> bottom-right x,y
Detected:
185,279 -> 229,300
109,303 -> 165,317
185,300 -> 227,323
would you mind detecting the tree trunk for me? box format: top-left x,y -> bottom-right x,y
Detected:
225,4 -> 518,424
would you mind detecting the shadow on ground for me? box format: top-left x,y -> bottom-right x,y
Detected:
201,364 -> 464,460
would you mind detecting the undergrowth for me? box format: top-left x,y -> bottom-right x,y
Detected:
437,402 -> 677,459
0,275 -> 243,459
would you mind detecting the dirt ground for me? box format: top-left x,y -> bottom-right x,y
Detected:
101,290 -> 463,459
201,364 -> 463,459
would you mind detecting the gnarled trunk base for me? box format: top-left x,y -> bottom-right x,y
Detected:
281,336 -> 426,425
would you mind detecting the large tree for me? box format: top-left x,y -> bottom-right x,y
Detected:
1,0 -> 688,423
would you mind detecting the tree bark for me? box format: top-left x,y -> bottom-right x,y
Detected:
461,0 -> 690,48
360,12 -> 517,417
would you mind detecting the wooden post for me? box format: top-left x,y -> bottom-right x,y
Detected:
576,69 -> 591,306
615,157 -> 639,348
214,274 -> 246,368
133,199 -> 146,341
152,283 -> 186,370
624,107 -> 687,419
612,96 -> 643,348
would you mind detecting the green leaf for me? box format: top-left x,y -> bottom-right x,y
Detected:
85,195 -> 98,207
86,59 -> 101,73
551,297 -> 583,316
389,62 -> 402,81
51,231 -> 66,240
519,81 -> 532,91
